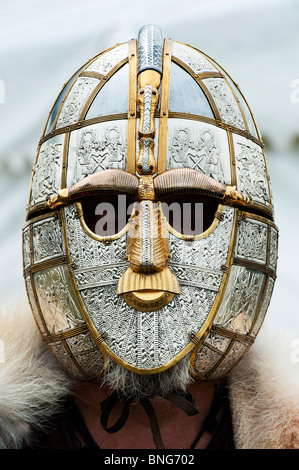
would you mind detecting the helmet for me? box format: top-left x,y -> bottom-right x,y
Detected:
22,25 -> 278,382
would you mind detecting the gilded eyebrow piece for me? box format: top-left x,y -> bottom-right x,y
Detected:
48,169 -> 139,209
154,168 -> 253,208
48,166 -> 252,210
154,168 -> 227,198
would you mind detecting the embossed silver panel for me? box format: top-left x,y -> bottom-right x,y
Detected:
193,336 -> 248,378
204,331 -> 231,353
22,227 -> 31,269
67,121 -> 127,187
65,331 -> 105,378
64,203 -> 128,270
30,134 -> 64,207
166,119 -> 231,185
33,265 -> 84,335
251,276 -> 275,336
79,284 -> 216,369
86,43 -> 129,75
32,216 -> 65,264
208,341 -> 248,379
73,347 -> 105,378
233,134 -> 271,209
44,65 -> 85,136
217,68 -> 259,139
48,341 -> 86,380
56,77 -> 99,128
269,226 -> 279,272
203,78 -> 246,130
25,276 -> 47,335
193,344 -> 222,377
74,265 -> 128,290
168,206 -> 234,270
172,42 -> 217,73
214,265 -> 267,334
234,217 -> 268,265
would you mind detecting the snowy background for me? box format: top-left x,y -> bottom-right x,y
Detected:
0,0 -> 298,337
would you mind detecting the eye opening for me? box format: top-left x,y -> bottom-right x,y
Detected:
160,193 -> 221,240
79,193 -> 135,240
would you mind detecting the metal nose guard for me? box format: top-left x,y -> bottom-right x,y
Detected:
117,195 -> 181,312
118,25 -> 181,311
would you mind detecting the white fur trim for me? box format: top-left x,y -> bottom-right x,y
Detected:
0,303 -> 72,449
228,325 -> 299,449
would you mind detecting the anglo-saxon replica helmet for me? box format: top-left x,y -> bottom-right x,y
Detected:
23,25 -> 278,381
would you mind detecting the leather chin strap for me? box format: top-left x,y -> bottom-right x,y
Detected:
100,390 -> 201,449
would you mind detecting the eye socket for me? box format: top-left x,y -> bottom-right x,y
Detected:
81,194 -> 135,237
80,193 -> 219,238
160,194 -> 219,236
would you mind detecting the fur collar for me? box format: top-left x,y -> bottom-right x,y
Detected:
0,304 -> 298,449
228,325 -> 299,449
0,304 -> 72,449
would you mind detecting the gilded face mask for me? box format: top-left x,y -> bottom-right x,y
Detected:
23,25 -> 278,381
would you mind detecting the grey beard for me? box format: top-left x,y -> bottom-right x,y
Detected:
100,353 -> 194,399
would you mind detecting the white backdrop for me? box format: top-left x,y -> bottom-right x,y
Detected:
0,0 -> 298,337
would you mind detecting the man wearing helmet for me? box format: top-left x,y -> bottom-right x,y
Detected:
1,25 -> 298,450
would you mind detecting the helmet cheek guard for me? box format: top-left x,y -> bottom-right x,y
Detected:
23,25 -> 278,381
